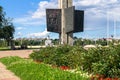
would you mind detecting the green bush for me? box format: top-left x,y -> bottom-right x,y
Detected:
52,45 -> 73,66
64,46 -> 87,69
81,47 -> 110,72
30,45 -> 86,69
30,44 -> 120,78
30,47 -> 55,63
82,45 -> 120,78
0,40 -> 7,47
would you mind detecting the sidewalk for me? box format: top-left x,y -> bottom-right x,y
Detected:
0,62 -> 20,80
0,50 -> 33,58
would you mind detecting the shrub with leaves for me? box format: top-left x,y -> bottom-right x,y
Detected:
82,45 -> 120,78
30,45 -> 86,69
30,44 -> 120,78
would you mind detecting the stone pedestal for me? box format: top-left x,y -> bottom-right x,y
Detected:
59,0 -> 74,45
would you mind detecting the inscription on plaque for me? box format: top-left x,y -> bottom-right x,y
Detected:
46,9 -> 61,33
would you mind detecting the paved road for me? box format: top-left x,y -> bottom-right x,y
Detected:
0,50 -> 33,58
0,50 -> 33,80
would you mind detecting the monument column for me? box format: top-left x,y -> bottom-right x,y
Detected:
46,0 -> 84,46
59,0 -> 73,45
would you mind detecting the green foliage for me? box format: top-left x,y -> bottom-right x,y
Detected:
0,56 -> 22,66
14,39 -> 45,46
52,45 -> 73,66
63,46 -> 87,69
27,40 -> 42,46
52,39 -> 59,45
30,45 -> 86,69
82,45 -> 120,78
14,40 -> 21,46
30,44 -> 120,78
30,46 -> 67,65
30,47 -> 55,63
0,56 -> 89,80
0,39 -> 7,47
96,39 -> 107,46
0,47 -> 10,51
81,47 -> 109,72
74,38 -> 109,46
0,6 -> 15,49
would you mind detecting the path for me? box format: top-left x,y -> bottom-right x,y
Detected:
0,50 -> 33,80
0,50 -> 33,58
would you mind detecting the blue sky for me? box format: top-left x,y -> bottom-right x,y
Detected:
1,0 -> 120,39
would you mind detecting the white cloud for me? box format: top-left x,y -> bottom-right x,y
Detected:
16,27 -> 26,30
14,0 -> 120,27
17,32 -> 22,36
14,16 -> 45,26
74,0 -> 100,7
85,27 -> 103,31
107,6 -> 120,21
32,1 -> 57,19
73,0 -> 120,25
74,0 -> 118,7
28,29 -> 50,38
13,0 -> 120,39
74,0 -> 119,13
14,0 -> 57,27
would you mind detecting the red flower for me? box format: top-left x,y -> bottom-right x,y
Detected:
105,78 -> 112,80
99,78 -> 104,80
60,66 -> 70,70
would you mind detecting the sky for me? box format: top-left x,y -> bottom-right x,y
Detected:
1,0 -> 120,39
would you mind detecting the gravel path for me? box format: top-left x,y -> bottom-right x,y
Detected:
0,50 -> 33,80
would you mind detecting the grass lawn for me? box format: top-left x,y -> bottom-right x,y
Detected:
0,47 -> 38,51
0,56 -> 89,80
0,47 -> 10,51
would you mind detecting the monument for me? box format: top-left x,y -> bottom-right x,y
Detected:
46,0 -> 84,45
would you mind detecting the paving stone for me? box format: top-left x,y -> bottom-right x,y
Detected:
0,63 -> 20,80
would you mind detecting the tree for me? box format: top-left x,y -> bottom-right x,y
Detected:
0,6 -> 4,39
3,25 -> 15,45
0,6 -> 15,49
0,6 -> 3,22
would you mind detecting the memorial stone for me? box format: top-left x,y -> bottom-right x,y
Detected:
46,0 -> 84,45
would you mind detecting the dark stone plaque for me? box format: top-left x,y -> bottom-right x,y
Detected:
46,9 -> 61,33
74,10 -> 84,33
64,6 -> 74,33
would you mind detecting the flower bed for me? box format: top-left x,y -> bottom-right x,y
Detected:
30,45 -> 120,78
91,74 -> 119,80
